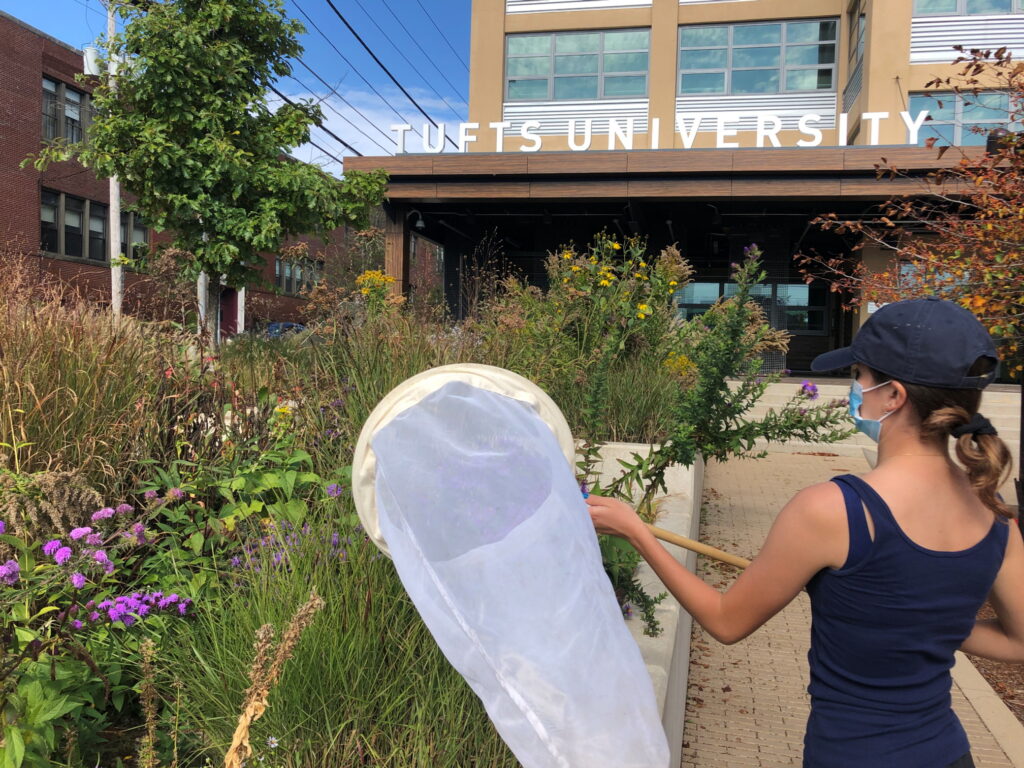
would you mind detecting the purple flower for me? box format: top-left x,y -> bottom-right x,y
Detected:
71,619 -> 83,630
326,483 -> 342,498
132,522 -> 147,545
69,527 -> 93,540
85,533 -> 102,546
800,380 -> 819,401
230,556 -> 242,568
103,561 -> 115,575
167,488 -> 185,501
121,614 -> 136,627
53,547 -> 73,565
93,550 -> 110,565
0,560 -> 20,586
91,507 -> 115,522
0,521 -> 5,534
88,611 -> 100,622
178,599 -> 192,616
43,539 -> 62,556
70,572 -> 87,589
143,490 -> 158,500
115,503 -> 134,515
137,604 -> 150,617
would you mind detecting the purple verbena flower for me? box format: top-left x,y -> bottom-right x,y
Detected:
42,539 -> 62,556
93,550 -> 110,565
91,507 -> 115,522
53,547 -> 73,565
115,503 -> 134,515
71,619 -> 83,630
0,521 -> 5,534
0,560 -> 20,586
69,527 -> 93,541
177,599 -> 192,616
326,483 -> 342,498
103,561 -> 115,575
85,533 -> 102,546
132,522 -> 147,545
143,490 -> 158,501
800,380 -> 820,401
88,611 -> 100,622
70,572 -> 87,589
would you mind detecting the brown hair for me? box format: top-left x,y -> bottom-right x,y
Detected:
871,359 -> 1013,518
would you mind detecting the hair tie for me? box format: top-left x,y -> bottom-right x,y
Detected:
951,413 -> 997,438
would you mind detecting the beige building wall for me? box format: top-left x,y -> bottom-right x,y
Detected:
467,0 -> 1022,152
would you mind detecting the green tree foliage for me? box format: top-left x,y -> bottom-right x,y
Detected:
28,0 -> 387,287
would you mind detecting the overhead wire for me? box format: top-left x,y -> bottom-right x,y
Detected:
287,68 -> 393,154
289,0 -> 424,142
351,0 -> 467,123
414,0 -> 470,73
293,56 -> 395,147
321,0 -> 458,149
269,83 -> 362,156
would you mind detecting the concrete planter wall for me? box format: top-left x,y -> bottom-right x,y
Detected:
583,443 -> 705,768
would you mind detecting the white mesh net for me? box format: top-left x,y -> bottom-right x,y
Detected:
370,380 -> 669,768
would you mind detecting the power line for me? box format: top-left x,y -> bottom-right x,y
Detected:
287,68 -> 393,155
321,0 -> 457,150
289,0 -> 423,141
414,0 -> 469,73
269,83 -> 362,156
293,57 -> 395,147
351,0 -> 466,122
308,137 -> 346,169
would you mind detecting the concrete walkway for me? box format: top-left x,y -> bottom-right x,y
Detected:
681,453 -> 1017,768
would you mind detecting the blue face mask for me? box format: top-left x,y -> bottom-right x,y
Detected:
849,379 -> 894,443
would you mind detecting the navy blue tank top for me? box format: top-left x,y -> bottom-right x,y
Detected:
804,474 -> 1009,768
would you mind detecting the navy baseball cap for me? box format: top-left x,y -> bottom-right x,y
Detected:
811,296 -> 999,389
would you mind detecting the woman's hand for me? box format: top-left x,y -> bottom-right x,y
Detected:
585,494 -> 647,544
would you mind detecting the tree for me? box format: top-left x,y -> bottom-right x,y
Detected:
801,46 -> 1024,501
28,0 -> 387,316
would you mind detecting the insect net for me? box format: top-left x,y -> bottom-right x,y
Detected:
369,378 -> 669,768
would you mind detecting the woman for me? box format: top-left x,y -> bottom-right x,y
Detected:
586,296 -> 1024,767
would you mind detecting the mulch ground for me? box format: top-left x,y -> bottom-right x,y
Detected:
967,602 -> 1024,725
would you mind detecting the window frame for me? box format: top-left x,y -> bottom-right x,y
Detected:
909,90 -> 1016,146
673,279 -> 830,336
42,76 -> 89,143
504,28 -> 651,102
678,18 -> 839,97
275,256 -> 323,296
40,188 -> 148,264
913,0 -> 1023,15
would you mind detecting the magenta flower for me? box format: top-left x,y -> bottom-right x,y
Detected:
71,619 -> 83,630
143,490 -> 158,500
53,547 -> 73,565
115,503 -> 134,515
69,527 -> 93,540
91,507 -> 115,522
93,550 -> 110,565
85,533 -> 102,546
43,539 -> 62,556
70,572 -> 87,589
800,380 -> 819,401
0,521 -> 5,534
167,488 -> 185,501
326,483 -> 342,498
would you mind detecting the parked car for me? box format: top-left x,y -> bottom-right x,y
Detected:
264,321 -> 306,339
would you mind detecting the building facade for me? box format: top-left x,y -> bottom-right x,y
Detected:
0,10 -> 340,336
351,0 -> 1023,372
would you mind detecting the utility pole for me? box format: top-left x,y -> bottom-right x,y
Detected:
107,1 -> 123,316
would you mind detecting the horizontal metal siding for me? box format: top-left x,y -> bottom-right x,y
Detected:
674,92 -> 838,131
502,99 -> 650,134
911,15 -> 1024,63
507,0 -> 651,13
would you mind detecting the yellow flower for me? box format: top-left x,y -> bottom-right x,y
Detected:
599,279 -> 612,287
570,265 -> 581,272
611,242 -> 621,250
589,257 -> 598,264
562,250 -> 573,260
637,303 -> 650,312
275,404 -> 292,415
669,281 -> 678,286
360,287 -> 370,295
639,261 -> 647,267
563,277 -> 570,283
636,312 -> 647,319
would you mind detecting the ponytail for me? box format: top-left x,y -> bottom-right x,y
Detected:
872,356 -> 1015,519
919,406 -> 1013,519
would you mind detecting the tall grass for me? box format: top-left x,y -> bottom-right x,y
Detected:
162,504 -> 518,768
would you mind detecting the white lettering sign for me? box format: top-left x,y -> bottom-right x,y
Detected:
390,111 -> 930,153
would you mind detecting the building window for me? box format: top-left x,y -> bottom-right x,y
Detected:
275,257 -> 322,295
849,5 -> 866,66
678,19 -> 838,95
909,91 -> 1013,145
40,189 -> 146,263
914,0 -> 1023,14
505,28 -> 650,101
42,76 -> 88,142
674,281 -> 828,333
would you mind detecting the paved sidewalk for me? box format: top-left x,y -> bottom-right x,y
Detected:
681,453 -> 1014,768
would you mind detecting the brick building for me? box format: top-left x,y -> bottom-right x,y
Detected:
0,9 -> 346,336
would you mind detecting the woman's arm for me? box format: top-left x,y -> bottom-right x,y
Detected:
960,520 -> 1024,662
586,482 -> 848,645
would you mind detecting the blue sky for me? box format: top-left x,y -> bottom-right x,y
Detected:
1,0 -> 473,173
